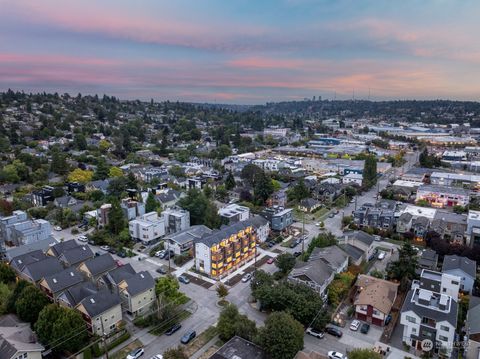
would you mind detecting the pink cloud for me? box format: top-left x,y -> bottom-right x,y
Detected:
228,57 -> 308,70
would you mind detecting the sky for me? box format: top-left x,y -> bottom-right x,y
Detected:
1,0 -> 480,104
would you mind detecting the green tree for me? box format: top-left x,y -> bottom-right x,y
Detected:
6,280 -> 30,313
178,189 -> 222,228
348,348 -> 382,359
15,285 -> 49,324
287,180 -> 310,202
0,283 -> 12,314
387,243 -> 418,291
94,158 -> 110,180
362,155 -> 377,188
74,133 -> 87,150
240,164 -> 263,186
257,311 -> 304,359
216,283 -> 229,301
35,304 -> 89,353
225,171 -> 236,190
145,191 -> 160,213
217,304 -> 257,342
0,164 -> 20,183
155,275 -> 187,304
50,150 -> 68,175
108,166 -> 123,178
163,346 -> 188,359
168,165 -> 185,178
275,253 -> 296,274
253,171 -> 274,205
215,185 -> 228,202
107,199 -> 125,235
0,263 -> 16,284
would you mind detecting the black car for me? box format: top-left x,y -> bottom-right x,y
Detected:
384,314 -> 392,325
108,248 -> 117,254
325,326 -> 343,338
293,251 -> 302,257
289,241 -> 297,248
156,267 -> 167,275
360,323 -> 370,334
165,324 -> 182,336
117,251 -> 127,258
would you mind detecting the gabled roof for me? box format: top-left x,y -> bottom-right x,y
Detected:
310,246 -> 348,270
105,263 -> 136,286
467,296 -> 480,335
81,253 -> 117,277
59,245 -> 94,266
339,244 -> 364,260
42,268 -> 84,294
354,275 -> 399,314
9,250 -> 47,271
77,288 -> 121,318
249,215 -> 269,229
442,255 -> 476,278
122,271 -> 155,296
0,323 -> 44,358
289,259 -> 333,289
49,240 -> 79,257
21,257 -> 64,282
59,281 -> 98,307
299,198 -> 319,208
345,230 -> 374,246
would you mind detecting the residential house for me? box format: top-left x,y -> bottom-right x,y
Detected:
340,231 -> 376,265
288,246 -> 348,298
442,255 -> 476,293
162,208 -> 190,234
312,183 -> 342,202
342,173 -> 363,186
417,249 -> 439,274
58,281 -> 98,308
121,198 -> 145,221
117,271 -> 156,317
165,225 -> 212,256
416,184 -> 470,208
31,186 -> 54,207
86,179 -> 110,194
260,207 -> 293,232
218,204 -> 250,223
250,215 -> 270,243
430,211 -> 468,244
298,198 -> 321,213
76,289 -> 122,336
400,270 -> 460,357
129,212 -> 166,245
101,263 -> 137,291
0,317 -> 44,359
39,268 -> 84,301
467,210 -> 480,247
195,220 -> 257,279
78,254 -> 117,284
466,296 -> 480,359
97,203 -> 111,227
56,244 -> 95,267
354,275 -> 399,326
10,252 -> 63,283
46,239 -> 80,257
53,195 -> 78,208
353,202 -> 395,230
155,188 -> 184,209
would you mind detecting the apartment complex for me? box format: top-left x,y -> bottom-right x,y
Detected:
129,212 -> 165,244
195,220 -> 257,278
218,204 -> 250,224
162,208 -> 190,234
400,269 -> 460,357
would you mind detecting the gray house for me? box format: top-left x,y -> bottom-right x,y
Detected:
442,255 -> 476,293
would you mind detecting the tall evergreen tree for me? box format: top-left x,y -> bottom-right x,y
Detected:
225,171 -> 236,190
362,155 -> 377,188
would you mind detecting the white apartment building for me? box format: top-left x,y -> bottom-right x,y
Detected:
162,208 -> 190,234
342,173 -> 363,186
129,212 -> 165,244
400,269 -> 460,358
218,204 -> 250,224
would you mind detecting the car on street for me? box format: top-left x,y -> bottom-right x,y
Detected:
108,248 -> 117,254
155,250 -> 165,257
267,257 -> 275,264
126,348 -> 144,359
78,235 -> 88,242
349,320 -> 360,331
289,241 -> 298,248
373,235 -> 381,241
360,323 -> 370,334
116,260 -> 124,267
267,241 -> 275,248
242,273 -> 252,282
149,355 -> 163,359
117,251 -> 127,258
293,251 -> 302,257
165,323 -> 181,336
325,326 -> 343,338
385,314 -> 392,325
306,327 -> 324,339
328,213 -> 335,218
156,267 -> 167,274
180,330 -> 196,344
328,351 -> 347,359
100,245 -> 110,251
178,275 -> 190,284
315,222 -> 321,226
54,226 -> 62,231
377,251 -> 386,260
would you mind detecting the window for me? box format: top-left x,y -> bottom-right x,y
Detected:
406,315 -> 416,323
439,335 -> 449,342
452,281 -> 459,285
412,328 -> 417,333
440,325 -> 449,332
110,324 -> 115,330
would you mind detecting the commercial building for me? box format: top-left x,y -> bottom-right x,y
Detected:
129,212 -> 166,245
195,220 -> 257,279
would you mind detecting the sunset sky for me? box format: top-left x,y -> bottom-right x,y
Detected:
1,0 -> 480,103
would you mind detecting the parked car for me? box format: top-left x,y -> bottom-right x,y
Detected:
242,273 -> 252,282
328,213 -> 335,218
267,258 -> 275,264
293,251 -> 302,257
164,251 -> 174,260
180,330 -> 196,344
373,235 -> 381,241
325,326 -> 343,338
384,314 -> 392,325
165,324 -> 181,336
95,252 -> 101,257
360,323 -> 370,334
117,251 -> 127,258
349,320 -> 360,331
156,267 -> 167,275
328,351 -> 347,359
100,245 -> 110,251
155,250 -> 165,257
267,241 -> 275,248
126,348 -> 144,359
108,248 -> 117,254
306,327 -> 324,339
54,226 -> 62,231
149,355 -> 163,359
78,235 -> 88,242
88,239 -> 95,245
178,275 -> 190,284
116,260 -> 124,267
289,241 -> 298,248
377,251 -> 386,260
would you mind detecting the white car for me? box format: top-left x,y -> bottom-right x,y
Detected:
126,348 -> 144,359
306,327 -> 324,339
155,250 -> 165,257
78,235 -> 88,242
149,355 -> 163,359
328,351 -> 347,359
378,251 -> 386,260
54,226 -> 62,231
242,273 -> 252,282
349,320 -> 360,331
100,245 -> 110,251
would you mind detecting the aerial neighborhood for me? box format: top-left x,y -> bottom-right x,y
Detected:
3,92 -> 480,359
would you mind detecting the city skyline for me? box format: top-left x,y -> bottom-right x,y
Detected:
1,0 -> 480,104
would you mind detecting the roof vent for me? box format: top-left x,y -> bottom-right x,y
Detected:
53,278 -> 57,283
18,260 -> 22,264
90,298 -> 95,304
70,272 -> 75,276
140,273 -> 145,279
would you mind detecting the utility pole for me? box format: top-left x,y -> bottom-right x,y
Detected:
167,240 -> 171,273
100,319 -> 109,359
302,211 -> 305,254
